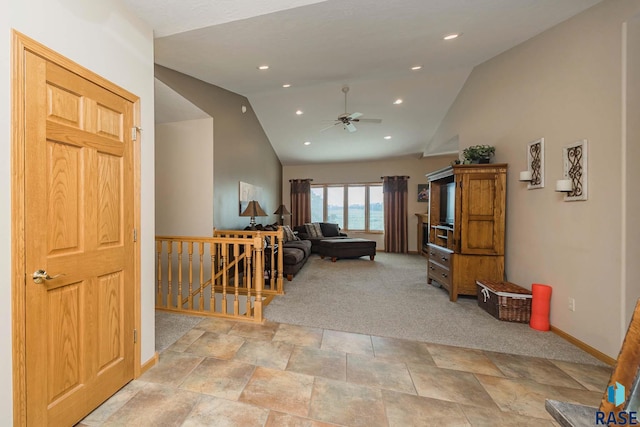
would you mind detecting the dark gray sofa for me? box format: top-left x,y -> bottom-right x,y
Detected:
281,238 -> 312,280
293,223 -> 350,253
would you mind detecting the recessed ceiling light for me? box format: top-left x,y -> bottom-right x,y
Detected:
443,33 -> 460,40
384,136 -> 392,140
393,99 -> 403,105
282,84 -> 291,88
411,65 -> 422,71
257,65 -> 269,70
296,110 -> 303,115
304,141 -> 311,146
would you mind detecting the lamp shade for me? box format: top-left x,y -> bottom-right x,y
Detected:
273,204 -> 291,216
240,200 -> 267,217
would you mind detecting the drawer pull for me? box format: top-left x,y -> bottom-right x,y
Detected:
429,266 -> 435,270
441,256 -> 448,262
441,273 -> 448,278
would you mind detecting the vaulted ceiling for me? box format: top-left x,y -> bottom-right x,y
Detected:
123,0 -> 601,165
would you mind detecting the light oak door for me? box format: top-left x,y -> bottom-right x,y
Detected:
23,50 -> 135,426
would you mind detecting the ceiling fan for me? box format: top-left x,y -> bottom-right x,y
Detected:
321,86 -> 382,133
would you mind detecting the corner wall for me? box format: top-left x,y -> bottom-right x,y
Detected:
154,65 -> 283,229
155,118 -> 214,236
283,155 -> 458,252
428,0 -> 640,358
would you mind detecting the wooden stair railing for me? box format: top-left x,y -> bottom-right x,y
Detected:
213,228 -> 285,295
155,235 -> 264,322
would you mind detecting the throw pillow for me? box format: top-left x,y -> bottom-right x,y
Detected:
319,222 -> 340,237
304,222 -> 323,239
281,225 -> 298,242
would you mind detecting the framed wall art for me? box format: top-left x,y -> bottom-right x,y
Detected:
527,138 -> 545,189
239,181 -> 263,215
417,184 -> 429,203
562,139 -> 588,201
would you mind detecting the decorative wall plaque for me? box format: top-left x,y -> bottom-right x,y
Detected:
562,139 -> 588,201
527,138 -> 544,190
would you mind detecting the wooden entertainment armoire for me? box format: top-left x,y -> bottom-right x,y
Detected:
426,163 -> 507,301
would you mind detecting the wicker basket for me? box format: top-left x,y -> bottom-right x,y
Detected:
476,280 -> 532,323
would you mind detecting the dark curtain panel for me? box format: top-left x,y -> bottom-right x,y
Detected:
383,176 -> 409,253
290,179 -> 311,227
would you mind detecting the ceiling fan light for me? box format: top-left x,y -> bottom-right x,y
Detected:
411,65 -> 422,70
443,33 -> 460,40
257,65 -> 269,70
393,99 -> 403,105
384,136 -> 392,140
296,110 -> 303,115
304,141 -> 311,146
282,83 -> 291,88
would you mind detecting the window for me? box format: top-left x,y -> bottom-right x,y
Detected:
369,185 -> 384,231
348,186 -> 365,230
326,186 -> 344,228
310,187 -> 324,223
310,183 -> 383,232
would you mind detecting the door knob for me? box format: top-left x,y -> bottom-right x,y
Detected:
32,269 -> 64,284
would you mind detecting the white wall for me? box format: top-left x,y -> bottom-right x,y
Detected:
3,0 -> 155,423
156,119 -> 214,236
428,0 -> 640,358
283,155 -> 457,252
624,12 -> 640,327
1,0 -> 12,424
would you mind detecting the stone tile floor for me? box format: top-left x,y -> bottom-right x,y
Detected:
78,317 -> 612,426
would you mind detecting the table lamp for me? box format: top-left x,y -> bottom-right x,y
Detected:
240,200 -> 267,228
273,204 -> 291,225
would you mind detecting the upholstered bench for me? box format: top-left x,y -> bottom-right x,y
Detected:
316,238 -> 376,262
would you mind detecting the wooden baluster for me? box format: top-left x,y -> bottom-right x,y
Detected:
276,229 -> 284,294
166,241 -> 173,308
269,234 -> 276,291
156,240 -> 163,307
210,242 -> 216,313
177,242 -> 183,309
214,242 -> 220,312
245,242 -> 252,317
233,242 -> 239,316
199,242 -> 204,311
188,242 -> 193,309
253,236 -> 264,322
221,243 -> 228,314
213,242 -> 220,286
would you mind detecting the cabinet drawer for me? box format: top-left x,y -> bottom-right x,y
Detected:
427,245 -> 453,269
428,261 -> 451,287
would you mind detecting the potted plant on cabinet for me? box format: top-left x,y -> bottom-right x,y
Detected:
462,145 -> 495,164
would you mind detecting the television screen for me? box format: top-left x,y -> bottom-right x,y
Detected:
440,182 -> 455,226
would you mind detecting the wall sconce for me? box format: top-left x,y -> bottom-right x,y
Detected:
519,170 -> 532,182
559,139 -> 588,201
555,179 -> 573,192
522,138 -> 544,189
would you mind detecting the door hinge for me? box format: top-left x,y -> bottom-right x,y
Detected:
134,329 -> 138,344
133,228 -> 137,242
131,126 -> 142,141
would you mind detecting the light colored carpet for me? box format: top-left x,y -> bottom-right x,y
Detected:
155,311 -> 204,352
264,252 -> 605,365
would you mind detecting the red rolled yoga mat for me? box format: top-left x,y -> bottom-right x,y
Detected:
530,283 -> 552,331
